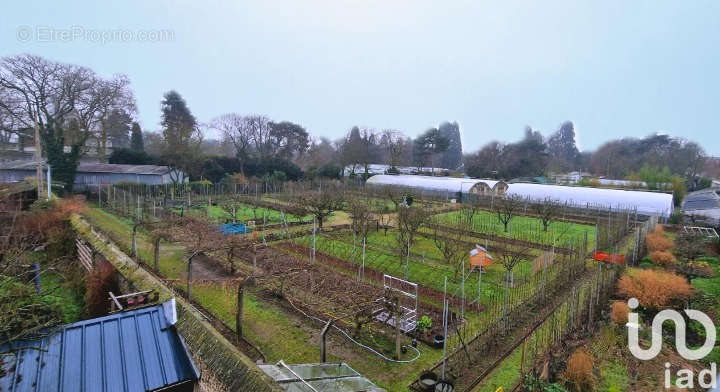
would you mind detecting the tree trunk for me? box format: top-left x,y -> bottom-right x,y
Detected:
229,246 -> 236,275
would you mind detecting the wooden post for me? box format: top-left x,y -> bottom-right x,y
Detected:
187,254 -> 194,301
236,280 -> 244,341
153,237 -> 160,272
321,319 -> 333,362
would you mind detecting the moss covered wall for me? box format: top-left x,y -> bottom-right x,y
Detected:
70,214 -> 282,392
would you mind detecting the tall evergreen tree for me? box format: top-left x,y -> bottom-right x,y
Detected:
130,122 -> 144,152
160,91 -> 199,182
546,121 -> 579,172
41,119 -> 83,192
105,109 -> 133,150
161,90 -> 197,152
438,121 -> 463,169
413,127 -> 449,170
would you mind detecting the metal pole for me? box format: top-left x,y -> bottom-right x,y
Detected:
46,165 -> 51,200
405,236 -> 410,280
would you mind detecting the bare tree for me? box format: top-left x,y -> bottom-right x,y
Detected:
532,198 -> 562,232
499,244 -> 532,331
295,186 -> 345,228
218,193 -> 247,223
0,55 -> 94,195
396,204 -> 430,258
211,113 -> 254,162
347,196 -> 375,242
380,129 -> 406,169
461,195 -> 483,226
494,195 -> 523,232
431,219 -> 466,278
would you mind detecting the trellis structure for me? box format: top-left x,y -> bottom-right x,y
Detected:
683,225 -> 719,238
375,274 -> 418,333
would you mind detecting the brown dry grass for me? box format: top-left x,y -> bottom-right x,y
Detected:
616,269 -> 692,308
610,301 -> 629,325
649,250 -> 676,267
563,348 -> 596,391
646,225 -> 674,253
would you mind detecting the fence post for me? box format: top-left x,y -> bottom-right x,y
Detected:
236,280 -> 244,340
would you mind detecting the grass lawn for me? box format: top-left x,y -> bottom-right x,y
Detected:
435,210 -> 595,249
39,272 -> 86,324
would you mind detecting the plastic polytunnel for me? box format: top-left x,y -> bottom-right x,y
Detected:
365,174 -> 674,217
365,174 -> 507,197
504,183 -> 673,217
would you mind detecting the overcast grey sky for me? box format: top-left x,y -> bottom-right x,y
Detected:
2,0 -> 719,154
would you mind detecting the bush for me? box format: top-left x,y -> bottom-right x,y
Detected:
610,301 -> 629,325
617,269 -> 692,308
646,226 -> 674,252
563,349 -> 595,392
416,315 -> 432,333
649,250 -> 676,267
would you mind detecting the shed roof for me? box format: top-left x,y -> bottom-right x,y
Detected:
0,300 -> 199,392
0,160 -> 173,176
682,188 -> 720,211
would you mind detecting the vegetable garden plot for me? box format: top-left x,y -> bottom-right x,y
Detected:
291,231 -> 538,303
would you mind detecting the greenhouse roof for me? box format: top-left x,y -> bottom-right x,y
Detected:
366,174 -> 502,193
366,174 -> 674,217
259,362 -> 384,392
506,183 -> 673,216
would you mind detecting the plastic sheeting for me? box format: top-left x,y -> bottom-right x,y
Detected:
505,183 -> 673,217
365,174 -> 673,217
365,174 -> 500,194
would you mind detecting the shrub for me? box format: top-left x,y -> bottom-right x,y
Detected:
649,250 -> 676,267
646,226 -> 674,252
610,301 -> 629,325
563,349 -> 595,392
616,269 -> 692,308
416,315 -> 432,333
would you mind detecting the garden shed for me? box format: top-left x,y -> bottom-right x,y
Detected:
0,160 -> 187,191
0,300 -> 200,392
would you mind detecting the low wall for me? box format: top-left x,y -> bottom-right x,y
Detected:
70,214 -> 281,392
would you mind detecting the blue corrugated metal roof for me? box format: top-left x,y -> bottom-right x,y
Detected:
0,301 -> 199,392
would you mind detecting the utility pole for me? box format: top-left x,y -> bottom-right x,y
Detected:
34,117 -> 44,199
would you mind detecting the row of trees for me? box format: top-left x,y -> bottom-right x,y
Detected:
464,121 -> 709,193
2,54 -> 711,191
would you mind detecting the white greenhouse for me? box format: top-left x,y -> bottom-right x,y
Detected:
365,174 -> 674,217
365,175 -> 507,198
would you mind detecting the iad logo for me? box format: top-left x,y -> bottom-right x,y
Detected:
625,298 -> 718,389
626,297 -> 716,361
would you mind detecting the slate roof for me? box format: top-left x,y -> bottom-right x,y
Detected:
683,188 -> 720,211
0,301 -> 199,392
